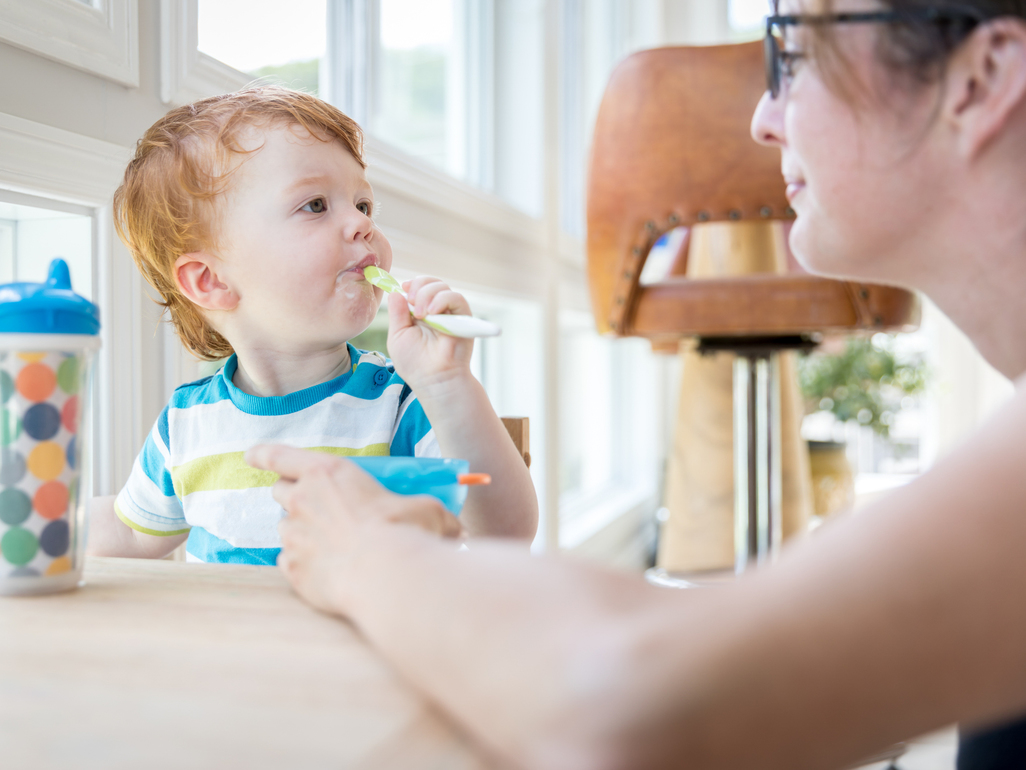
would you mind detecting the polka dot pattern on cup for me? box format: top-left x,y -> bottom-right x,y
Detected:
34,481 -> 69,521
40,520 -> 69,557
24,403 -> 61,441
16,363 -> 56,403
0,488 -> 31,526
0,350 -> 88,581
28,442 -> 65,481
2,527 -> 38,566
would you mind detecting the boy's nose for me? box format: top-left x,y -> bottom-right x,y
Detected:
343,212 -> 374,242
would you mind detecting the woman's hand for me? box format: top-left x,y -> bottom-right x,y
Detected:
385,276 -> 474,392
245,444 -> 463,614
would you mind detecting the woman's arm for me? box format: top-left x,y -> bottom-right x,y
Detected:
248,383 -> 1026,770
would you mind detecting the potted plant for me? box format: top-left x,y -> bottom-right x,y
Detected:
798,335 -> 928,517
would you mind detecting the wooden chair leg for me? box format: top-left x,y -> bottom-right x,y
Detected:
501,417 -> 531,468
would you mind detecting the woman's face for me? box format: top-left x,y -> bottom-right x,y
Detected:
751,0 -> 952,286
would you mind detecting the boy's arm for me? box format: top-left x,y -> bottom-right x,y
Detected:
87,495 -> 188,559
415,373 -> 538,539
386,286 -> 538,540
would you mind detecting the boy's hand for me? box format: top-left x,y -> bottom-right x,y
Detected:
386,277 -> 474,392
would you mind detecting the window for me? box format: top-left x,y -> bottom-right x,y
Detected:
197,0 -> 327,94
371,0 -> 457,173
560,0 -> 631,236
559,312 -> 614,500
729,0 -> 768,35
0,189 -> 99,494
0,195 -> 93,299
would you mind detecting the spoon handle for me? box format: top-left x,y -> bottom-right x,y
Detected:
420,314 -> 501,339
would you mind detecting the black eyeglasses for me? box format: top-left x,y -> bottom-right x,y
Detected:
765,6 -> 987,98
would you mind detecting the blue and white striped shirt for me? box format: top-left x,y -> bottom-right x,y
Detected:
114,344 -> 438,565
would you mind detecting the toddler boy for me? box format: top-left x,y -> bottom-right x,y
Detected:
88,86 -> 538,564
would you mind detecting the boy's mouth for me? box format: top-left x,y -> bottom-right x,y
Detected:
344,255 -> 378,277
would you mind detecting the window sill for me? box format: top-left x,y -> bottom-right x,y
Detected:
559,484 -> 658,557
365,137 -> 545,249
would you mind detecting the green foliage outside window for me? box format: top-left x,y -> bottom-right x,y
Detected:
249,58 -> 320,96
797,336 -> 928,437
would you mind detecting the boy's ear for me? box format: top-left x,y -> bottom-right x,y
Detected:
174,252 -> 239,312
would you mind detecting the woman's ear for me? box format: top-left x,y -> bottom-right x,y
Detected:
174,253 -> 239,312
946,18 -> 1026,159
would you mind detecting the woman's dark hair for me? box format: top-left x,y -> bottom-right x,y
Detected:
875,1 -> 1026,85
796,1 -> 1026,99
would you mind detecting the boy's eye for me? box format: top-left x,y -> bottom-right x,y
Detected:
357,201 -> 373,216
302,198 -> 327,214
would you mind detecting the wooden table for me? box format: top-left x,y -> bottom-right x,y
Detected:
0,557 -> 493,769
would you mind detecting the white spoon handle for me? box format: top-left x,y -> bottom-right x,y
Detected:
420,314 -> 501,339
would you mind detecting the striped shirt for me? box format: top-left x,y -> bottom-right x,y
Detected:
114,344 -> 438,565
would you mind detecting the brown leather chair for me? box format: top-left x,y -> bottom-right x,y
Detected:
587,41 -> 919,575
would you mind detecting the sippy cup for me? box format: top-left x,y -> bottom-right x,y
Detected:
0,259 -> 100,596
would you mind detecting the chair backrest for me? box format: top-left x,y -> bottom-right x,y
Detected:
587,41 -> 919,340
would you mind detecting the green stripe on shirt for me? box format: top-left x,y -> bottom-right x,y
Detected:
171,444 -> 390,497
114,500 -> 191,537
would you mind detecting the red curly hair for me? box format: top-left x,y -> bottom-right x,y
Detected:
114,86 -> 365,360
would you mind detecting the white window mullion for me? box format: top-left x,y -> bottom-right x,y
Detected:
462,0 -> 495,190
325,0 -> 374,125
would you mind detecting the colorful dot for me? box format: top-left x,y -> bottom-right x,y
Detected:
23,402 -> 61,441
0,488 -> 32,526
61,396 -> 79,434
57,357 -> 79,395
1,527 -> 38,566
0,449 -> 26,486
27,442 -> 64,481
9,566 -> 39,578
66,436 -> 77,471
0,407 -> 21,446
16,363 -> 56,402
40,520 -> 69,557
16,352 -> 47,364
44,556 -> 72,576
34,481 -> 69,520
0,370 -> 13,404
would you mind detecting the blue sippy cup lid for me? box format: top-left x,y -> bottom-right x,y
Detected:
0,259 -> 100,335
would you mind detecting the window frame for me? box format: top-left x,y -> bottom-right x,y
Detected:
159,0 -> 249,105
0,0 -> 139,87
0,111 -> 144,498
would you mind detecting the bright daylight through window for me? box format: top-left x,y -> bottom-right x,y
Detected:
0,198 -> 93,300
198,0 -> 327,95
372,0 -> 456,174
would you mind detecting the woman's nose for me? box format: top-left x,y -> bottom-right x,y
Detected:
751,90 -> 786,148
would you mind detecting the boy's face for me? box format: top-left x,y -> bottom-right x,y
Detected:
212,123 -> 391,355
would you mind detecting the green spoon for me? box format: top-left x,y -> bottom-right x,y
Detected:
364,266 -> 501,339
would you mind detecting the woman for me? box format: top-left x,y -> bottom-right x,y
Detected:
245,1 -> 1026,767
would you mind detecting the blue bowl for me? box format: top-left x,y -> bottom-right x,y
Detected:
347,457 -> 469,514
